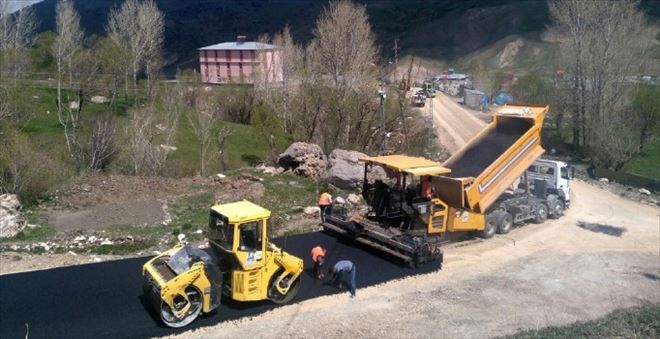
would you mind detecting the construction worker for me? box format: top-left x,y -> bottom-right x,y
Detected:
329,260 -> 356,297
310,245 -> 327,279
421,176 -> 433,199
318,191 -> 333,222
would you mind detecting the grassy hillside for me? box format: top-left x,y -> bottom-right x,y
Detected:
15,84 -> 290,175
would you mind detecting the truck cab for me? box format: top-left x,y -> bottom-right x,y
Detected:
526,159 -> 572,207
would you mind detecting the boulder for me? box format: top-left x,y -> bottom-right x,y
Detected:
304,206 -> 320,216
323,148 -> 387,188
159,144 -> 178,152
347,193 -> 363,205
256,164 -> 278,176
278,142 -> 327,179
639,188 -> 651,195
0,194 -> 27,238
335,196 -> 346,205
599,178 -> 609,183
90,95 -> 109,104
324,149 -> 367,188
69,101 -> 80,110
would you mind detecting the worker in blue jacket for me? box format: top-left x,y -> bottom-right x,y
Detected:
329,260 -> 356,297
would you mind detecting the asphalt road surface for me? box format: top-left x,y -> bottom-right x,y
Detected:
0,231 -> 439,339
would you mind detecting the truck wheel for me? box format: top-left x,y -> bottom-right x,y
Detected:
534,203 -> 548,223
497,212 -> 513,234
549,200 -> 565,219
480,214 -> 497,239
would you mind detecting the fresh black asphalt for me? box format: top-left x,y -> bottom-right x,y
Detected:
0,231 -> 439,339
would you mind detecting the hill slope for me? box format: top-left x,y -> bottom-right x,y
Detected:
28,0 -> 660,72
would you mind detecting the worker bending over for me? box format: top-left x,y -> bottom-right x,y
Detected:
329,260 -> 356,297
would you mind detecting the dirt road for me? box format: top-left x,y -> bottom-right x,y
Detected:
171,180 -> 660,338
431,92 -> 488,152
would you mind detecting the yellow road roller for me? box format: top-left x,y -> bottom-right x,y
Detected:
142,200 -> 304,327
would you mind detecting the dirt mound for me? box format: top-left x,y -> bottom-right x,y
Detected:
58,175 -> 204,209
49,200 -> 168,231
498,38 -> 524,68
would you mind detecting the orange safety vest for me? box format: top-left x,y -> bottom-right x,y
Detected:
421,179 -> 433,199
311,246 -> 326,263
318,192 -> 332,206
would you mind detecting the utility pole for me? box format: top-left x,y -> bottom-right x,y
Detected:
392,39 -> 400,65
378,85 -> 387,155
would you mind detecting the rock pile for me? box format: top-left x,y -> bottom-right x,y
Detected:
278,142 -> 328,179
0,194 -> 27,238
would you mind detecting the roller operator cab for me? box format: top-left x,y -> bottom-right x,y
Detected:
142,201 -> 303,328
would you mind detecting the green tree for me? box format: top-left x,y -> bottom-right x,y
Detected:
250,102 -> 282,163
632,84 -> 660,151
511,75 -> 552,105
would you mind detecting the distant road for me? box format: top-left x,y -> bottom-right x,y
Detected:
430,92 -> 487,153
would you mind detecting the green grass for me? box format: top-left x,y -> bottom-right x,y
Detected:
167,191 -> 215,236
623,138 -> 660,180
506,304 -> 660,339
5,224 -> 56,243
0,209 -> 56,243
90,240 -> 155,255
11,83 -> 293,178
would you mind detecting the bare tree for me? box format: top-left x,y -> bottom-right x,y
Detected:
189,92 -> 220,176
216,125 -> 234,171
138,0 -> 164,99
87,115 -> 117,171
311,0 -> 377,90
254,26 -> 304,134
125,106 -> 165,175
0,1 -> 37,79
309,0 -> 379,148
550,0 -> 653,169
107,0 -> 164,95
53,0 -> 84,131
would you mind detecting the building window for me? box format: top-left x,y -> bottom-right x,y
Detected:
215,50 -> 218,60
251,50 -> 255,59
239,63 -> 243,69
225,50 -> 230,60
239,50 -> 243,61
217,62 -> 221,76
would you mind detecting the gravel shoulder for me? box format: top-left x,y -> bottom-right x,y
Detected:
169,179 -> 660,338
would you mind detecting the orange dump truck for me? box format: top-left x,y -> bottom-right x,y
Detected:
323,104 -> 572,267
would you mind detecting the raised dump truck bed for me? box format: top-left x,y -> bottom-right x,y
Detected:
447,118 -> 531,178
443,105 -> 548,214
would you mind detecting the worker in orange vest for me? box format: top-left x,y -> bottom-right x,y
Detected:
421,176 -> 433,199
318,191 -> 333,222
310,245 -> 327,279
